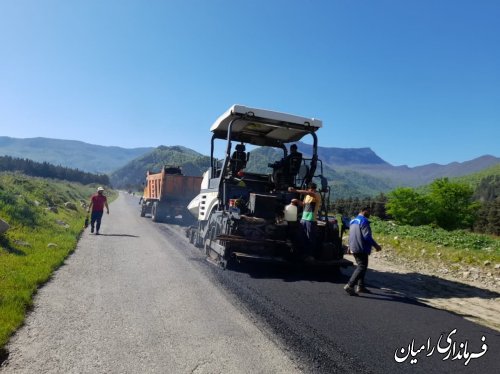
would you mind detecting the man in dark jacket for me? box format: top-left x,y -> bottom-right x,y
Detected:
344,206 -> 382,295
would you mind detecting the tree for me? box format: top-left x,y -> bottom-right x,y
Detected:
474,175 -> 500,202
486,198 -> 500,235
0,155 -> 109,186
473,202 -> 489,233
386,187 -> 432,226
372,192 -> 388,219
428,178 -> 478,230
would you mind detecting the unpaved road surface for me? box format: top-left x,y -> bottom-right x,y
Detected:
366,251 -> 500,332
0,193 -> 302,374
1,192 -> 499,373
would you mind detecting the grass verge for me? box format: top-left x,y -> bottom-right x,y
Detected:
0,172 -> 115,353
370,218 -> 500,270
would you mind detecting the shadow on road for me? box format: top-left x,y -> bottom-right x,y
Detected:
231,260 -> 500,302
367,268 -> 500,301
230,261 -> 347,283
156,220 -> 195,228
95,233 -> 140,238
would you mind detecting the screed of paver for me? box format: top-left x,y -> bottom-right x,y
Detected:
1,193 -> 302,374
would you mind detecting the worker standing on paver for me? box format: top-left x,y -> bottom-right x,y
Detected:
289,182 -> 321,259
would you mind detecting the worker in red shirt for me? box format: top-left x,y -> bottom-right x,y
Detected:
87,186 -> 109,235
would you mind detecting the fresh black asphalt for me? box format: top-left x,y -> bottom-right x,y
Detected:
152,196 -> 500,374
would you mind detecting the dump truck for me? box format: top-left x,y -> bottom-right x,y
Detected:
140,166 -> 202,223
186,105 -> 352,269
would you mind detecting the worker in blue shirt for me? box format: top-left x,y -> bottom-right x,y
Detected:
344,206 -> 382,295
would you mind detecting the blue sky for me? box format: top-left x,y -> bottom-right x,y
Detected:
1,0 -> 499,167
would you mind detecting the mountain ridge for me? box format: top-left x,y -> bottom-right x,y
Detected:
0,136 -> 153,174
1,136 -> 498,197
296,142 -> 389,166
291,141 -> 499,187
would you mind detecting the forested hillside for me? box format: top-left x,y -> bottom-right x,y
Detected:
0,156 -> 110,186
295,142 -> 499,187
332,166 -> 500,236
109,146 -> 210,188
452,164 -> 500,192
341,155 -> 500,187
110,143 -> 499,199
0,137 -> 152,173
465,165 -> 500,235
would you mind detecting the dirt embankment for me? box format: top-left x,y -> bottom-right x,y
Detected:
353,248 -> 500,332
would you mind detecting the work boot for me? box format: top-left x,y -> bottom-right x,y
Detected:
90,226 -> 94,233
344,284 -> 358,296
355,286 -> 372,294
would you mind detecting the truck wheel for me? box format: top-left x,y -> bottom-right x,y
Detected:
151,202 -> 159,222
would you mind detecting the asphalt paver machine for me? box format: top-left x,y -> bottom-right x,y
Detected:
187,105 -> 352,269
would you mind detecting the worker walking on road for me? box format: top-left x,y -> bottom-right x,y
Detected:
344,206 -> 381,295
87,186 -> 109,235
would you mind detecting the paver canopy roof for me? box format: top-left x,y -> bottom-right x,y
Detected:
210,105 -> 322,147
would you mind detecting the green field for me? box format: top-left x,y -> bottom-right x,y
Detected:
371,218 -> 500,267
